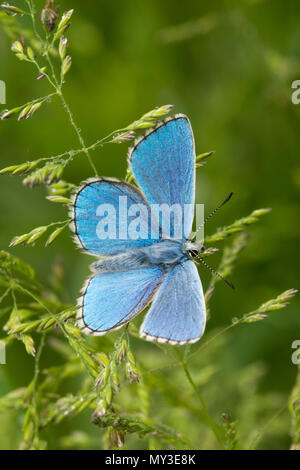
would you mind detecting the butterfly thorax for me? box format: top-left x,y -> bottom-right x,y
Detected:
90,239 -> 188,273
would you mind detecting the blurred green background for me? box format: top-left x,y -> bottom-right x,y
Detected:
0,0 -> 299,450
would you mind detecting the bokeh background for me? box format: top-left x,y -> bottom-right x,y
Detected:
0,0 -> 299,450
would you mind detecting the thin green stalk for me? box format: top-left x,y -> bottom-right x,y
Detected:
11,288 -> 20,321
43,43 -> 98,176
14,284 -> 98,380
189,322 -> 238,359
175,348 -> 224,449
141,324 -> 237,379
28,127 -> 130,167
25,0 -> 98,177
44,33 -> 59,86
30,334 -> 45,437
22,92 -> 58,110
25,0 -> 43,44
56,89 -> 99,176
0,286 -> 11,304
45,219 -> 69,229
248,401 -> 288,450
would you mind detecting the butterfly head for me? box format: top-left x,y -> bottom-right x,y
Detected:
184,241 -> 206,259
184,241 -> 235,289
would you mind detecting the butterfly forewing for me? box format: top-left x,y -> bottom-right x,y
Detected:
129,115 -> 195,240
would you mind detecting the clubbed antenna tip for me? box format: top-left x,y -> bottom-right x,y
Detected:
193,191 -> 234,240
222,191 -> 234,205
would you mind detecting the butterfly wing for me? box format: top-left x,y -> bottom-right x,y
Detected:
70,177 -> 160,256
78,266 -> 164,334
140,260 -> 206,345
129,115 -> 195,239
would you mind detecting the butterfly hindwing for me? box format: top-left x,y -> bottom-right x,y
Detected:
140,260 -> 206,345
129,115 -> 195,239
78,266 -> 164,334
70,177 -> 161,256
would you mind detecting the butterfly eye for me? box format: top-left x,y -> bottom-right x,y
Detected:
188,249 -> 199,258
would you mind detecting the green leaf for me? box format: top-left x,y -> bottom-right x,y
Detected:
0,251 -> 35,280
289,365 -> 300,449
46,195 -> 70,204
45,226 -> 66,246
205,208 -> 272,244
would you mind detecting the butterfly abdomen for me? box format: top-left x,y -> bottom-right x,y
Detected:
90,250 -> 150,272
90,239 -> 186,273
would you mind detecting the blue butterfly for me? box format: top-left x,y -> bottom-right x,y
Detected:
70,114 -> 211,345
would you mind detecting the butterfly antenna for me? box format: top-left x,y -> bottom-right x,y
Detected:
197,256 -> 235,290
193,192 -> 233,240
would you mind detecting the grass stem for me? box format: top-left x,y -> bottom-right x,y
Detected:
175,348 -> 224,449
